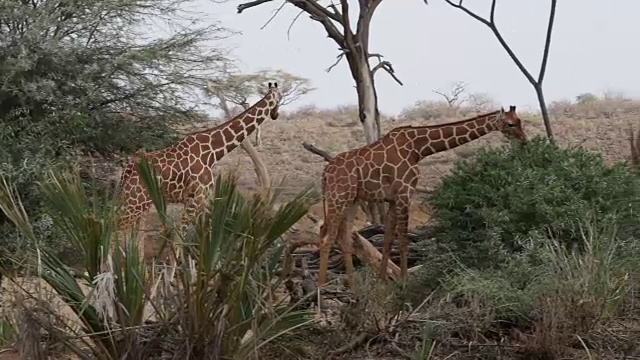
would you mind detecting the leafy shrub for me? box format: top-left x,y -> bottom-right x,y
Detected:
424,136 -> 640,271
432,219 -> 639,357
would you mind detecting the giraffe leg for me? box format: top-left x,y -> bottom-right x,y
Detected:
395,195 -> 411,279
117,200 -> 152,265
318,208 -> 345,286
379,201 -> 397,280
338,203 -> 359,286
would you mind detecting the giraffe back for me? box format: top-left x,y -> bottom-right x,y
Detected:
323,132 -> 419,203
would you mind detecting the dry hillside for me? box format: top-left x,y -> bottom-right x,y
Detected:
185,98 -> 640,198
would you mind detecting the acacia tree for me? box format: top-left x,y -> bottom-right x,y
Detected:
207,70 -> 314,147
236,0 -> 403,144
442,0 -> 558,140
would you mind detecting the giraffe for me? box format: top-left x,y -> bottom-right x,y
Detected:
115,82 -> 281,260
316,106 -> 527,286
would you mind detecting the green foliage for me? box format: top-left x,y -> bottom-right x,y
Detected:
437,219 -> 638,355
0,0 -> 229,155
576,92 -> 599,104
425,136 -> 640,270
0,0 -> 232,265
0,160 -> 319,359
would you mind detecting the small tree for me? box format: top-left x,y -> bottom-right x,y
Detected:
235,0 -> 404,144
442,0 -> 558,141
433,81 -> 468,108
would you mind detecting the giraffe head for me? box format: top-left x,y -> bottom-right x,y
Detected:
495,105 -> 527,142
264,82 -> 282,120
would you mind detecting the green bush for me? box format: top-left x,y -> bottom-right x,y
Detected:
424,136 -> 640,271
435,220 -> 639,355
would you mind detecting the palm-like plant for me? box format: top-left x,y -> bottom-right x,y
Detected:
0,158 -> 319,359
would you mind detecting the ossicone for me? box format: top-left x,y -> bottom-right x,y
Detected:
268,82 -> 278,89
509,105 -> 516,112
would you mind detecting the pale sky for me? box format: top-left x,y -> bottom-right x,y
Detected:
189,0 -> 640,116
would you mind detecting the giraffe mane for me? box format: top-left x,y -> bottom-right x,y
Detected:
394,109 -> 502,131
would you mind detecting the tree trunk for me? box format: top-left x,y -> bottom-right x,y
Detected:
347,50 -> 381,144
345,47 -> 385,224
534,84 -> 554,141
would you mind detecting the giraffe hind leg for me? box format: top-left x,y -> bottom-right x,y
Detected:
338,203 -> 359,287
379,201 -> 397,280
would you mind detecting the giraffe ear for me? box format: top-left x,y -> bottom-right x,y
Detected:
500,107 -> 505,114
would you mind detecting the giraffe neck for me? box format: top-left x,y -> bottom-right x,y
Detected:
409,111 -> 502,160
199,97 -> 274,165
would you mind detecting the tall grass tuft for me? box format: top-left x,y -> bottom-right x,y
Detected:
0,158 -> 320,359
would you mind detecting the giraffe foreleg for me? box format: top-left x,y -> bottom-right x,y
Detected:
317,224 -> 336,287
379,201 -> 397,280
117,200 -> 151,265
395,194 -> 411,279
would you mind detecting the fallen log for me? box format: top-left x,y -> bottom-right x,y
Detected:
351,231 -> 401,280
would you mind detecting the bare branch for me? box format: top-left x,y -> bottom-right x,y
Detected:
371,61 -> 403,86
538,0 -> 557,84
287,10 -> 305,40
260,0 -> 287,30
444,0 -> 536,86
325,50 -> 348,73
237,0 -> 274,14
302,142 -> 332,161
433,81 -> 467,107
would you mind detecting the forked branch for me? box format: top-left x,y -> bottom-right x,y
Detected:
370,53 -> 403,85
443,0 -> 558,140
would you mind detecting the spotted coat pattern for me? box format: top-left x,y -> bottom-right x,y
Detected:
317,106 -> 527,285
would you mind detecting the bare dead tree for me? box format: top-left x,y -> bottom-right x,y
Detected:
236,0 -> 403,145
442,0 -> 558,141
433,81 -> 467,107
236,0 -> 404,225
